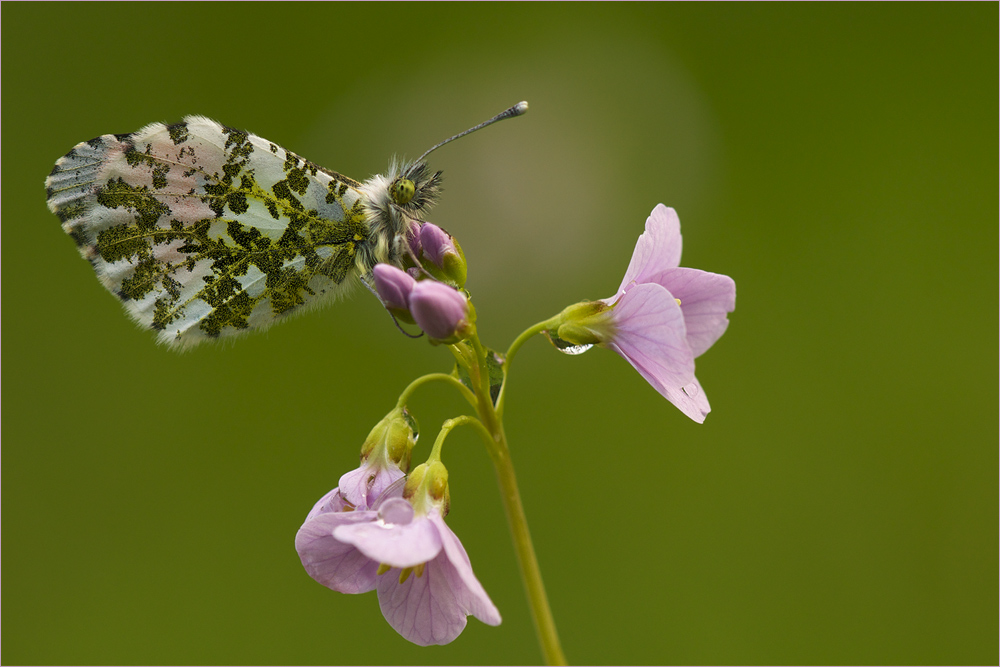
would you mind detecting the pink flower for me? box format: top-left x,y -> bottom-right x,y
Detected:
553,205 -> 735,422
295,462 -> 500,645
295,410 -> 415,593
336,497 -> 501,645
295,482 -> 396,595
606,204 -> 735,422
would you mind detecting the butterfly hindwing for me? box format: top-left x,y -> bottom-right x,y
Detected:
46,115 -> 371,348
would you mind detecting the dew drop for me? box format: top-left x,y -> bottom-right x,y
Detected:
558,343 -> 594,356
544,331 -> 594,356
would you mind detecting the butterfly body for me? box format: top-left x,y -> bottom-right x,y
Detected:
46,115 -> 440,348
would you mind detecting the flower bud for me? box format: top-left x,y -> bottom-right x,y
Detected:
409,280 -> 470,342
358,408 -> 417,467
418,223 -> 467,288
373,263 -> 416,324
406,224 -> 422,258
404,460 -> 450,516
340,407 -> 417,508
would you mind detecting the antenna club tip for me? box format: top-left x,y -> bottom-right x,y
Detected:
514,101 -> 529,115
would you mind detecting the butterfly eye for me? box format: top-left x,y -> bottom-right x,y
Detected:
391,178 -> 416,205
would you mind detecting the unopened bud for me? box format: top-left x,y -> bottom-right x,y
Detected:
403,460 -> 450,516
360,408 -> 417,470
419,223 -> 467,288
409,280 -> 470,342
373,264 -> 416,324
341,408 -> 417,508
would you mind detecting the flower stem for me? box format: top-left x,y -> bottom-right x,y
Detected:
462,331 -> 567,666
496,317 -> 560,417
396,372 -> 477,410
487,428 -> 567,666
428,415 -> 484,462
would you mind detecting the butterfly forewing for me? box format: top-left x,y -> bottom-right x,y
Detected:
46,115 -> 371,348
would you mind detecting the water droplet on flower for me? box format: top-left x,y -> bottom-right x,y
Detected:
557,343 -> 593,355
681,382 -> 699,397
378,497 -> 414,526
544,331 -> 594,356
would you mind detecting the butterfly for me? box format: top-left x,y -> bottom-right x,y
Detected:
45,102 -> 527,348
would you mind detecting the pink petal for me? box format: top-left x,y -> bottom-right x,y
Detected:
657,376 -> 712,424
338,464 -> 405,510
607,282 -> 695,390
305,487 -> 349,521
616,204 -> 683,296
650,267 -> 736,358
376,556 -> 469,646
333,509 -> 443,569
418,223 -> 455,269
295,511 -> 380,594
375,514 -> 498,646
432,513 -> 501,627
373,263 -> 416,310
409,281 -> 468,339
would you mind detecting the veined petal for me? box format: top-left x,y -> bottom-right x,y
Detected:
305,486 -> 349,521
607,282 -> 695,390
295,511 -> 380,594
431,513 -> 501,627
339,464 -> 405,510
334,509 -> 443,569
616,204 -> 683,295
656,376 -> 712,424
376,556 -> 468,646
641,267 -> 736,359
375,513 -> 498,646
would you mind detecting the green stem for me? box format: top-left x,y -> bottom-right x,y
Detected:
496,317 -> 560,417
396,372 -> 477,410
458,329 -> 566,665
466,407 -> 566,665
427,415 -> 484,462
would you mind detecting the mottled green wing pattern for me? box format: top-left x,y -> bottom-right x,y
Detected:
46,115 -> 374,348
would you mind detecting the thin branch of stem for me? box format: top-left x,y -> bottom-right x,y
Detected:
496,316 -> 560,417
396,372 -> 477,410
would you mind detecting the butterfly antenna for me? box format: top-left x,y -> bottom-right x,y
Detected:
414,101 -> 528,164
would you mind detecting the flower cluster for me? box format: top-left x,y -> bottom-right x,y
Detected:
297,204 -> 734,652
373,223 -> 472,342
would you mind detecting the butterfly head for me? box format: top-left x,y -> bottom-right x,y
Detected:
390,160 -> 442,213
360,102 -> 528,271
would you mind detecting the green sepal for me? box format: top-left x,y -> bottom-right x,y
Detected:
405,460 -> 450,516
361,407 -> 417,472
442,237 -> 468,288
555,322 -> 602,346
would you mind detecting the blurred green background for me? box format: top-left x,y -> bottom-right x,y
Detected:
3,4 -> 996,665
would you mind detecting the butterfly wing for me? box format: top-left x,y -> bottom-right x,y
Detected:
46,115 -> 372,348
